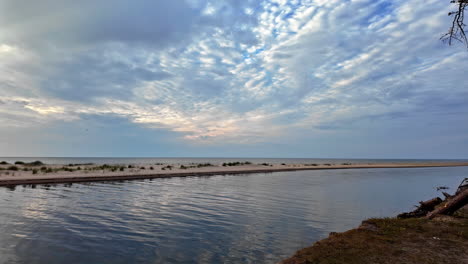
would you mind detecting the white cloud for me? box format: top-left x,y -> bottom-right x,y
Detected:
0,0 -> 467,154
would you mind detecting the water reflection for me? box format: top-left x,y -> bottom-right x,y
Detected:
0,166 -> 467,264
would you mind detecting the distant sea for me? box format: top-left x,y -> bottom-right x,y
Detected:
0,157 -> 466,165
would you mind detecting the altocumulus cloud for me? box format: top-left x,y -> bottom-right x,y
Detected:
0,0 -> 467,157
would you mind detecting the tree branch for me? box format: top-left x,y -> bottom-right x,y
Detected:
441,0 -> 468,47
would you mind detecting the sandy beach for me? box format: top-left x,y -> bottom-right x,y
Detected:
1,161 -> 468,187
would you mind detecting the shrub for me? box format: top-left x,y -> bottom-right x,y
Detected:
61,167 -> 74,172
197,163 -> 214,168
40,166 -> 47,171
46,168 -> 53,173
140,167 -> 146,170
120,167 -> 125,171
149,167 -> 154,170
0,161 -> 9,165
7,166 -> 19,171
100,164 -> 112,170
180,165 -> 187,169
32,169 -> 38,174
14,161 -> 25,165
26,161 -> 44,166
223,161 -> 252,167
68,163 -> 93,166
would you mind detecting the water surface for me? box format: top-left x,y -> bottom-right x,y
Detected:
0,166 -> 467,264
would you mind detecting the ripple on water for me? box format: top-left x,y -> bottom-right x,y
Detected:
0,166 -> 467,264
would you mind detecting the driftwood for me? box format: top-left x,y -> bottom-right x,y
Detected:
456,178 -> 468,195
398,197 -> 443,218
442,192 -> 453,199
399,178 -> 468,219
419,197 -> 443,210
426,188 -> 468,219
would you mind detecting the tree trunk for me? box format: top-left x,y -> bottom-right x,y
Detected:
426,189 -> 468,219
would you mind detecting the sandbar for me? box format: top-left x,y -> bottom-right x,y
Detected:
1,161 -> 468,187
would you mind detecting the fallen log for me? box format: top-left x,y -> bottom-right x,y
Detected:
398,197 -> 442,218
456,178 -> 468,195
419,197 -> 443,211
442,192 -> 453,199
426,189 -> 468,219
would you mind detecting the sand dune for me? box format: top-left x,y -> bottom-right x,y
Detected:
1,162 -> 468,186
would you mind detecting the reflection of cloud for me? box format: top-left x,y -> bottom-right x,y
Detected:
22,192 -> 51,220
0,0 -> 467,155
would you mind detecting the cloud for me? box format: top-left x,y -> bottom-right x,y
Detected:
0,0 -> 467,157
0,1 -> 199,48
41,51 -> 173,101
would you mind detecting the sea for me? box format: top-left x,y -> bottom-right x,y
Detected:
0,158 -> 467,264
0,157 -> 466,165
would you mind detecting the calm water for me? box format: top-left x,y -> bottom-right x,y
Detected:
0,166 -> 467,264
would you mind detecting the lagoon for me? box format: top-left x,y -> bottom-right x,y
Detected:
0,166 -> 467,264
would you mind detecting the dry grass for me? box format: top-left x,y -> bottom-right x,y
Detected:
282,216 -> 468,264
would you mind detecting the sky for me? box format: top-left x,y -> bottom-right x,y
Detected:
0,0 -> 467,158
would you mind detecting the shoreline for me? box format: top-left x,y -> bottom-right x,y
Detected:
281,183 -> 468,264
281,216 -> 468,264
1,162 -> 468,187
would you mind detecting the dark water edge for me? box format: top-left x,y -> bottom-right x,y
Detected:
0,157 -> 467,165
1,166 -> 467,264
